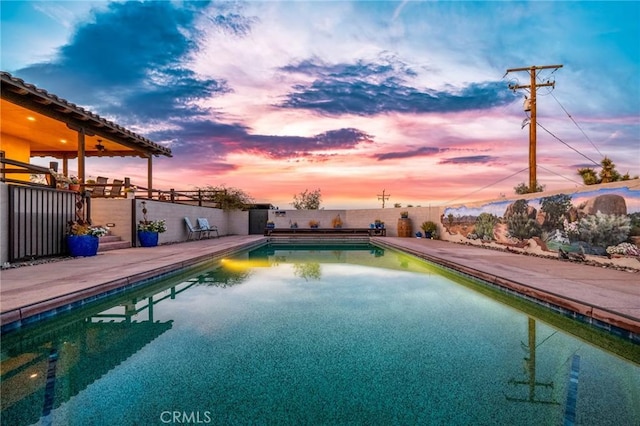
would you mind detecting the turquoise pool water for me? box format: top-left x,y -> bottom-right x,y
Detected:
1,244 -> 638,425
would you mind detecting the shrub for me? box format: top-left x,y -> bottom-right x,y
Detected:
474,213 -> 497,241
575,212 -> 630,248
507,213 -> 542,240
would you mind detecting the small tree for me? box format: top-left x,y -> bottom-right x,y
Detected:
291,189 -> 322,210
197,185 -> 254,210
578,156 -> 636,185
540,194 -> 572,231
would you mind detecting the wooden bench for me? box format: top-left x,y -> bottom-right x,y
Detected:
264,227 -> 385,237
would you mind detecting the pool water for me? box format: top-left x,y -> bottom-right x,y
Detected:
1,244 -> 638,425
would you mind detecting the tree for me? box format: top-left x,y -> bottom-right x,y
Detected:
291,188 -> 322,210
514,181 -> 545,194
540,194 -> 572,231
197,185 -> 254,210
578,156 -> 636,185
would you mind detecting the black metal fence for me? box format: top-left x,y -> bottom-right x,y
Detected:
7,185 -> 78,262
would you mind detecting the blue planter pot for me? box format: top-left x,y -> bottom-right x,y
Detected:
138,231 -> 159,247
67,235 -> 99,257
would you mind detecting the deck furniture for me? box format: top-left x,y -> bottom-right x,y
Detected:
197,218 -> 219,238
184,217 -> 203,240
109,179 -> 123,197
264,228 -> 384,237
92,176 -> 108,197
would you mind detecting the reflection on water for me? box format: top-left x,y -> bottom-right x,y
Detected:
1,244 -> 638,425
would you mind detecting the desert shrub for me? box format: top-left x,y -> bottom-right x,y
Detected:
474,213 -> 497,241
507,213 -> 542,240
575,212 -> 630,248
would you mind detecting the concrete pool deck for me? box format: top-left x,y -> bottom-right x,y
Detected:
1,236 -> 639,339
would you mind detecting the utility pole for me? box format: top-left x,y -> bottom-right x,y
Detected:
377,189 -> 390,208
505,64 -> 562,193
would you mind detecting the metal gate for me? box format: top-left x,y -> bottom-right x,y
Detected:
248,209 -> 268,234
7,185 -> 78,261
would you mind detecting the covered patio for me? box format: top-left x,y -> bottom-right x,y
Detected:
0,71 -> 172,196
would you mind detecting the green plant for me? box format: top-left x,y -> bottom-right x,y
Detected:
540,194 -> 572,231
574,212 -> 630,248
309,220 -> 320,228
138,201 -> 167,233
577,156 -> 637,185
292,189 -> 322,210
197,184 -> 254,211
420,221 -> 437,233
331,215 -> 343,228
400,211 -> 409,218
474,213 -> 497,241
514,181 -> 545,194
507,213 -> 541,240
67,219 -> 109,237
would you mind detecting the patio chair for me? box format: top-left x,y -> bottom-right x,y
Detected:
197,218 -> 219,238
92,176 -> 108,197
109,179 -> 123,197
184,217 -> 203,240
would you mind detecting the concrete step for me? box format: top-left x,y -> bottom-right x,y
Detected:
98,235 -> 131,252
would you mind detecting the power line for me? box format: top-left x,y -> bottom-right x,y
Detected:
438,167 -> 529,206
534,72 -> 605,159
537,165 -> 585,187
536,121 -> 600,166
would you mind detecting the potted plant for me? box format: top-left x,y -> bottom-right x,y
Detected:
331,215 -> 343,228
266,220 -> 275,229
124,185 -> 137,199
309,220 -> 320,229
66,219 -> 109,256
69,176 -> 80,192
137,201 -> 167,247
49,169 -> 71,189
400,211 -> 409,219
420,221 -> 438,239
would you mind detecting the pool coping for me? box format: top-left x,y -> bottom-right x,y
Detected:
1,237 -> 267,333
2,236 -> 639,344
373,238 -> 640,343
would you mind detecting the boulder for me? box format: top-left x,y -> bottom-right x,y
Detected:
578,194 -> 627,216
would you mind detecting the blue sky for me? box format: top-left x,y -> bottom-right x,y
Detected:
2,1 -> 639,208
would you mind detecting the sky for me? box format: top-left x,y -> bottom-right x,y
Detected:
1,1 -> 639,209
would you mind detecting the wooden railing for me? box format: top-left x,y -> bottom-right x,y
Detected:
0,152 -> 56,188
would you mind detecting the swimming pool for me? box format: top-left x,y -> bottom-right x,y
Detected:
1,244 -> 638,425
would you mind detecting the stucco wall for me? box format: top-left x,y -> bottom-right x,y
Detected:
267,206 -> 444,237
91,198 -> 247,246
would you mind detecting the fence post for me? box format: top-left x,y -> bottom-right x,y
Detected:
170,189 -> 175,203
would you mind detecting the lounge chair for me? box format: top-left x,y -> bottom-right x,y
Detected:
92,176 -> 108,197
184,217 -> 202,240
109,179 -> 123,197
197,218 -> 219,238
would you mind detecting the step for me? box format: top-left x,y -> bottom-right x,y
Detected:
98,235 -> 131,252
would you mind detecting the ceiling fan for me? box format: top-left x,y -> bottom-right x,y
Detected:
95,139 -> 106,152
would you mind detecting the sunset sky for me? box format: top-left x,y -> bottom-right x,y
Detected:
2,1 -> 639,209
